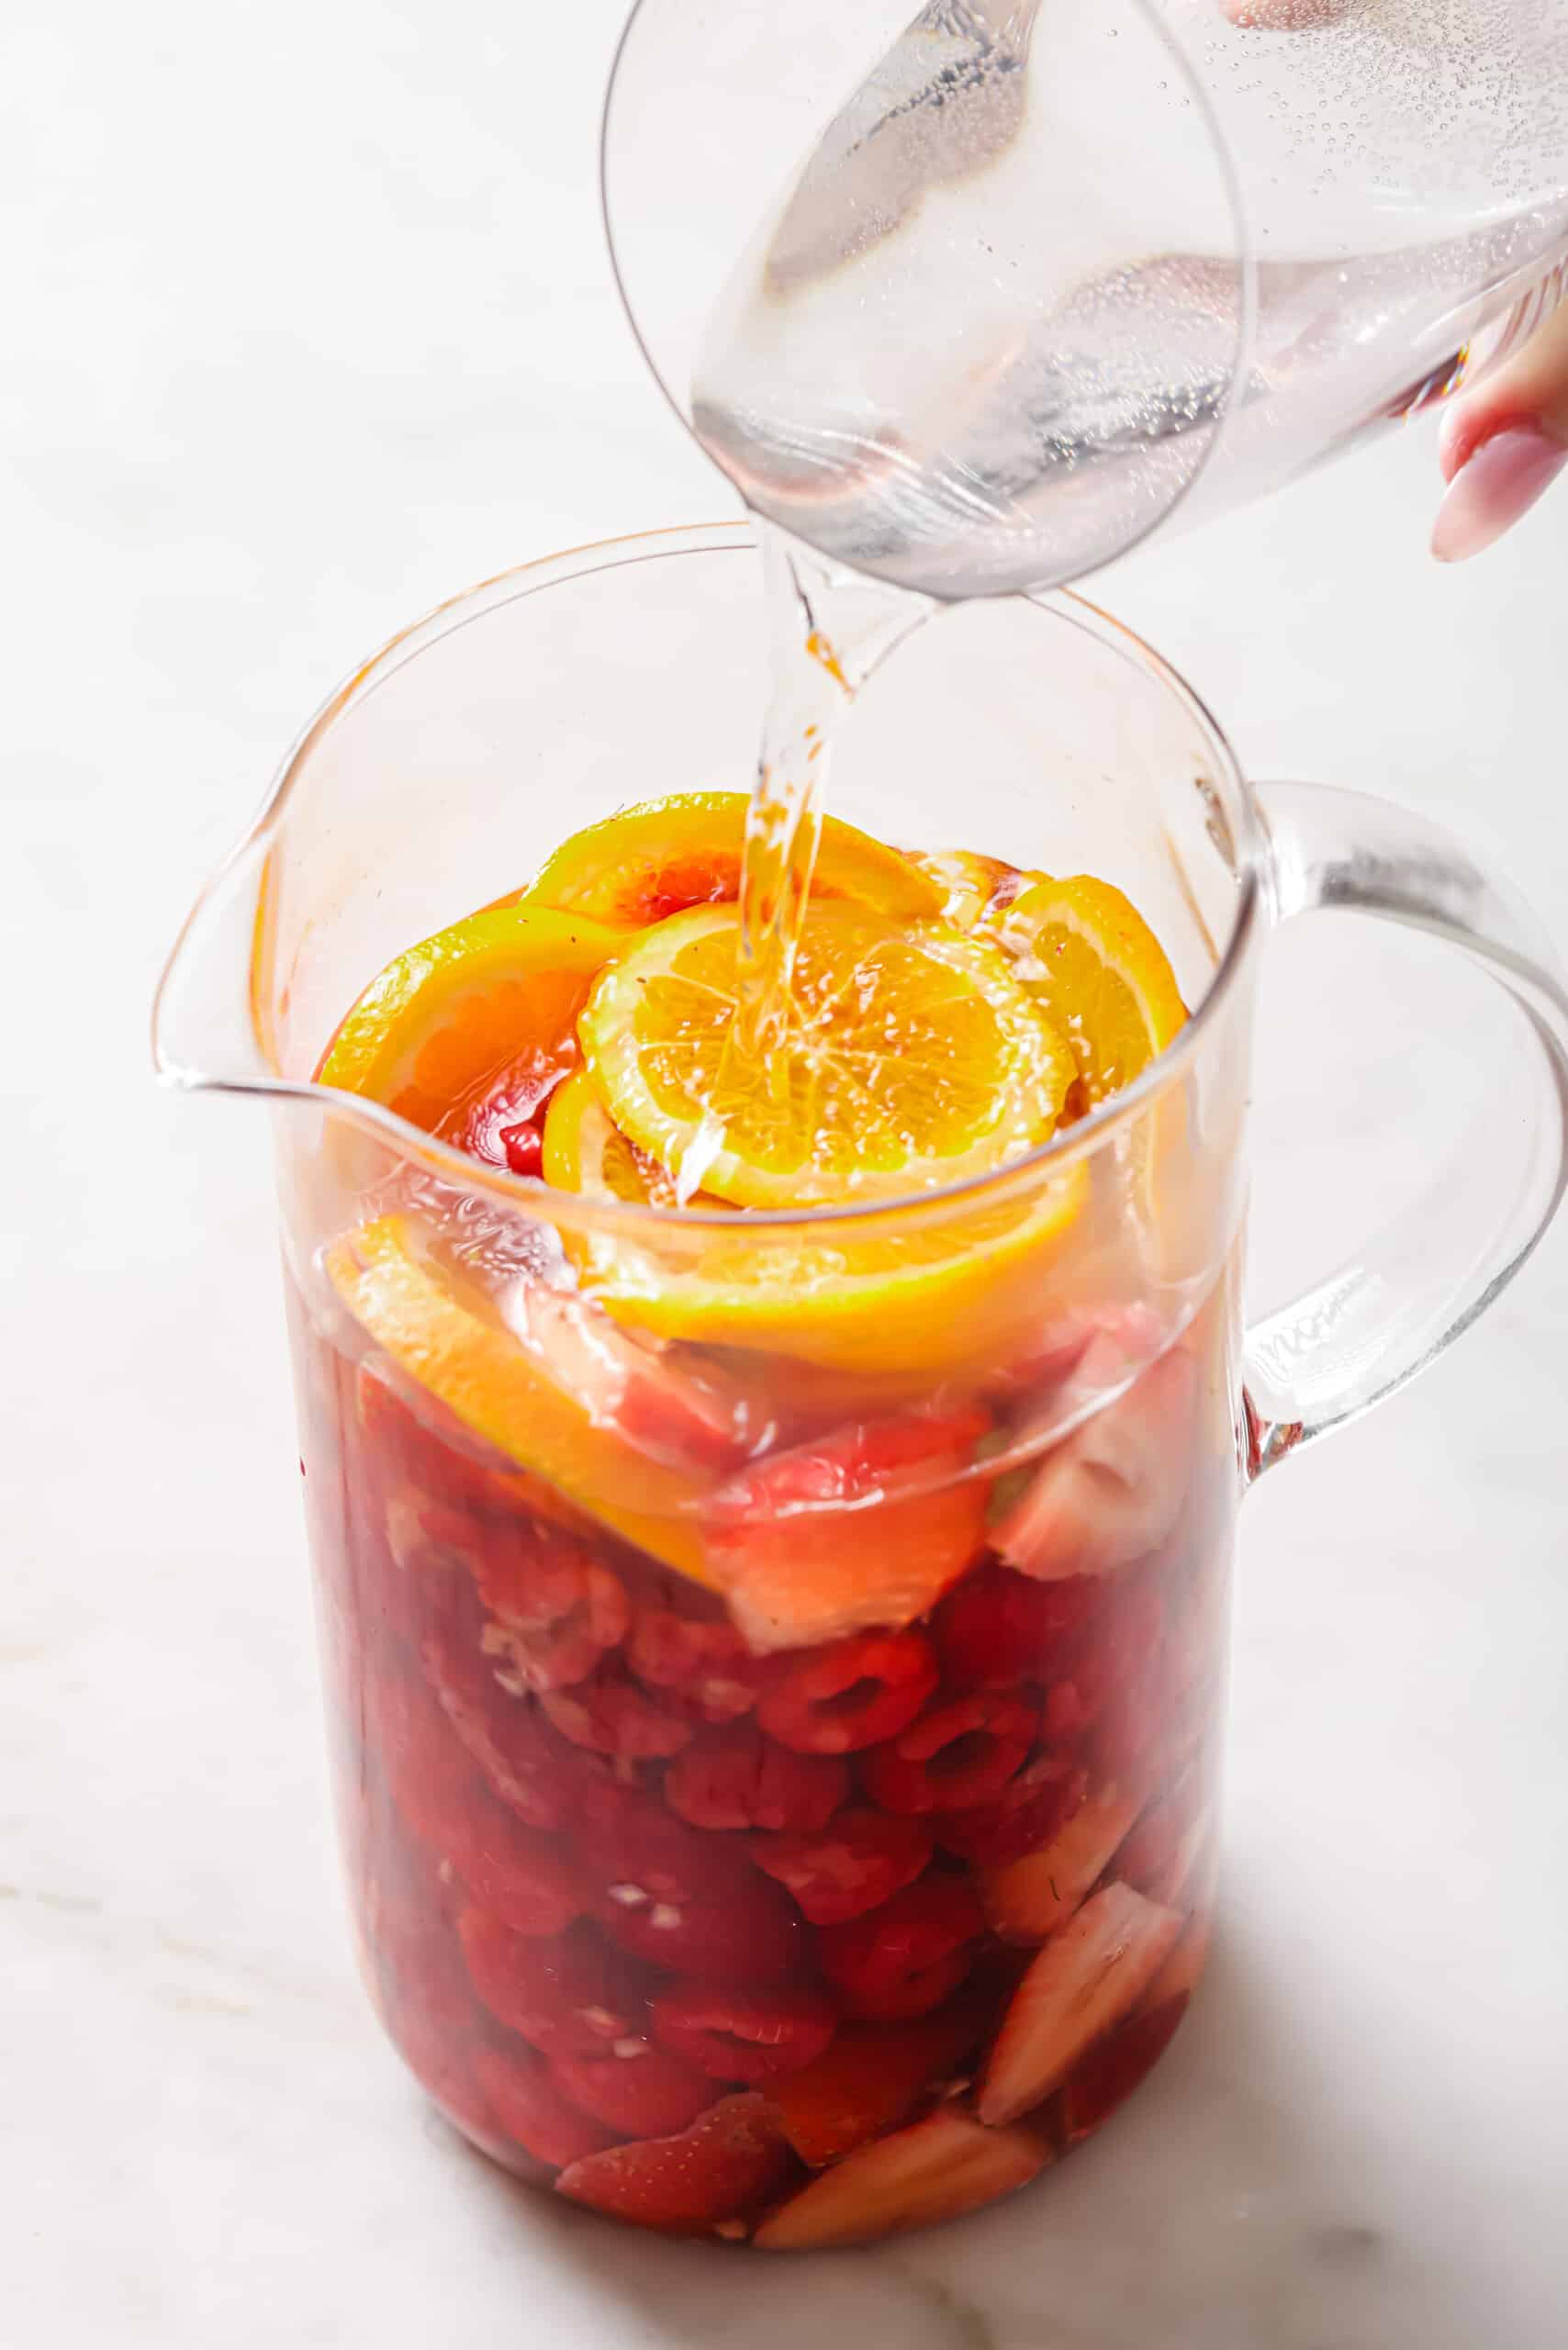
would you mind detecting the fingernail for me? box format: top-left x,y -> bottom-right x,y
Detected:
1431,425 -> 1568,562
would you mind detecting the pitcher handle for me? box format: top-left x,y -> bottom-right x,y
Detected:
1243,780 -> 1568,1477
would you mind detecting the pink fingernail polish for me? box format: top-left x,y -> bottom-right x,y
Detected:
1431,425 -> 1568,563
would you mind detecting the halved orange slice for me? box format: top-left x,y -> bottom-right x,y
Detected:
520,792 -> 942,929
907,847 -> 1047,937
578,902 -> 1075,1211
317,904 -> 627,1135
1000,877 -> 1188,1107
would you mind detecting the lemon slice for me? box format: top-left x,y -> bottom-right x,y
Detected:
317,904 -> 627,1133
521,791 -> 942,929
1001,877 -> 1188,1106
578,902 -> 1076,1211
325,1216 -> 716,1579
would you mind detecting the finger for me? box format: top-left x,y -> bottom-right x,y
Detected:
1432,298 -> 1568,562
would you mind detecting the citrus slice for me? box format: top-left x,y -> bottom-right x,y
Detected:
542,1067 -> 728,1214
578,903 -> 1076,1211
521,792 -> 942,929
1000,876 -> 1188,1107
908,848 -> 1047,937
317,904 -> 627,1136
324,1215 -> 724,1580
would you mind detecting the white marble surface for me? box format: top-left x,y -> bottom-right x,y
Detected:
5,3 -> 1567,2341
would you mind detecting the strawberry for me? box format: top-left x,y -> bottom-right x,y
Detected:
704,1410 -> 991,1651
580,1784 -> 807,1985
555,2092 -> 795,2234
994,1345 -> 1195,1583
626,1606 -> 763,1724
859,1692 -> 1036,1816
457,1911 -> 641,2054
935,1752 -> 1088,1868
977,1882 -> 1184,2124
753,2107 -> 1048,2250
750,1808 -> 932,1926
935,1563 -> 1101,1690
421,1625 -> 607,1830
550,2040 -> 712,2138
1114,1764 -> 1213,1908
1136,1904 -> 1214,2018
473,2042 -> 622,2170
476,1539 -> 630,1693
768,2005 -> 989,2167
540,1663 -> 697,1760
980,1783 -> 1144,1943
442,1794 -> 588,1936
756,1629 -> 939,1755
662,1721 -> 848,1834
817,1877 -> 985,2022
507,1275 -> 755,1474
650,1981 -> 838,2082
1058,1993 -> 1190,2147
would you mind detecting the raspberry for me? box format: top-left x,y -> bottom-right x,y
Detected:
935,1564 -> 1101,1690
457,1911 -> 641,2053
555,2093 -> 794,2235
859,1693 -> 1036,1817
421,1626 -> 608,1830
627,1607 -> 762,1724
474,2042 -> 622,2171
580,1784 -> 807,1985
756,1630 -> 939,1755
650,1981 -> 838,2083
817,1877 -> 986,2021
750,1808 -> 932,1927
368,1663 -> 481,1850
498,1119 -> 544,1178
541,1664 -> 697,1760
477,1541 -> 630,1694
935,1753 -> 1088,1868
551,2042 -> 712,2138
663,1722 -> 848,1834
443,1796 -> 587,1937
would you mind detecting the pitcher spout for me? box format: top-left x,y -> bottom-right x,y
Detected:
151,829 -> 282,1096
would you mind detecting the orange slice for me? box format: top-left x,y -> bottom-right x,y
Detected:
578,902 -> 1075,1211
1000,876 -> 1188,1107
317,904 -> 626,1134
520,791 -> 942,929
323,1215 -> 718,1580
541,1067 -> 726,1213
908,847 -> 1047,937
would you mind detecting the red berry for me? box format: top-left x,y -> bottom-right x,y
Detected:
541,1664 -> 697,1761
474,2042 -> 622,2170
368,1663 -> 481,1849
498,1120 -> 545,1178
817,1877 -> 986,2022
458,1911 -> 642,2054
936,1753 -> 1089,1868
477,1540 -> 630,1694
650,1980 -> 838,2083
627,1607 -> 762,1724
555,2092 -> 795,2234
551,2041 -> 712,2138
663,1721 -> 849,1834
421,1628 -> 607,1830
935,1564 -> 1101,1690
443,1795 -> 588,1936
750,1808 -> 933,1927
580,1784 -> 806,1985
756,1630 -> 939,1756
1058,1993 -> 1190,2147
859,1693 -> 1036,1817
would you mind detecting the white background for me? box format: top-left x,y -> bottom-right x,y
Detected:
4,3 -> 1566,2342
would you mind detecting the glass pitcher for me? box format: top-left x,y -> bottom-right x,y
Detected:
603,0 -> 1568,593
154,523 -> 1568,2244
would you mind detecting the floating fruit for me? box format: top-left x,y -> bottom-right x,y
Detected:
859,1692 -> 1037,1818
977,1882 -> 1183,2124
663,1722 -> 849,1835
474,2042 -> 622,2171
755,1628 -> 941,1751
768,2006 -> 988,2168
1000,873 -> 1188,1108
753,2107 -> 1048,2250
980,1784 -> 1144,1944
650,1981 -> 838,2083
750,1809 -> 933,1928
554,2092 -> 795,2234
816,1878 -> 985,2022
457,1913 -> 640,2054
994,1344 -> 1195,1582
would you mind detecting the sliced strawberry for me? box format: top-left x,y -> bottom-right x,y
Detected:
768,2004 -> 989,2167
977,1881 -> 1184,2123
550,2040 -> 712,2137
458,1911 -> 641,2054
476,1539 -> 630,1693
817,1877 -> 984,2023
663,1721 -> 848,1834
581,1784 -> 806,1985
935,1752 -> 1088,1868
474,2041 -> 622,2170
754,2107 -> 1048,2250
650,1980 -> 837,2082
980,1782 -> 1144,1943
751,1808 -> 932,1927
1114,1762 -> 1213,1908
859,1692 -> 1036,1817
994,1345 -> 1195,1583
508,1275 -> 757,1475
540,1663 -> 697,1760
421,1625 -> 606,1830
1058,1994 -> 1190,2147
1136,1900 -> 1215,2018
627,1606 -> 763,1724
756,1629 -> 939,1755
1077,1579 -> 1172,1793
555,2092 -> 795,2234
704,1409 -> 991,1651
935,1564 -> 1102,1691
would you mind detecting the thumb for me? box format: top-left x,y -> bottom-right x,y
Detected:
1432,297 -> 1568,562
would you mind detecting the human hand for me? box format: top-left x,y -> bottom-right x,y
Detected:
1430,300 -> 1568,563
